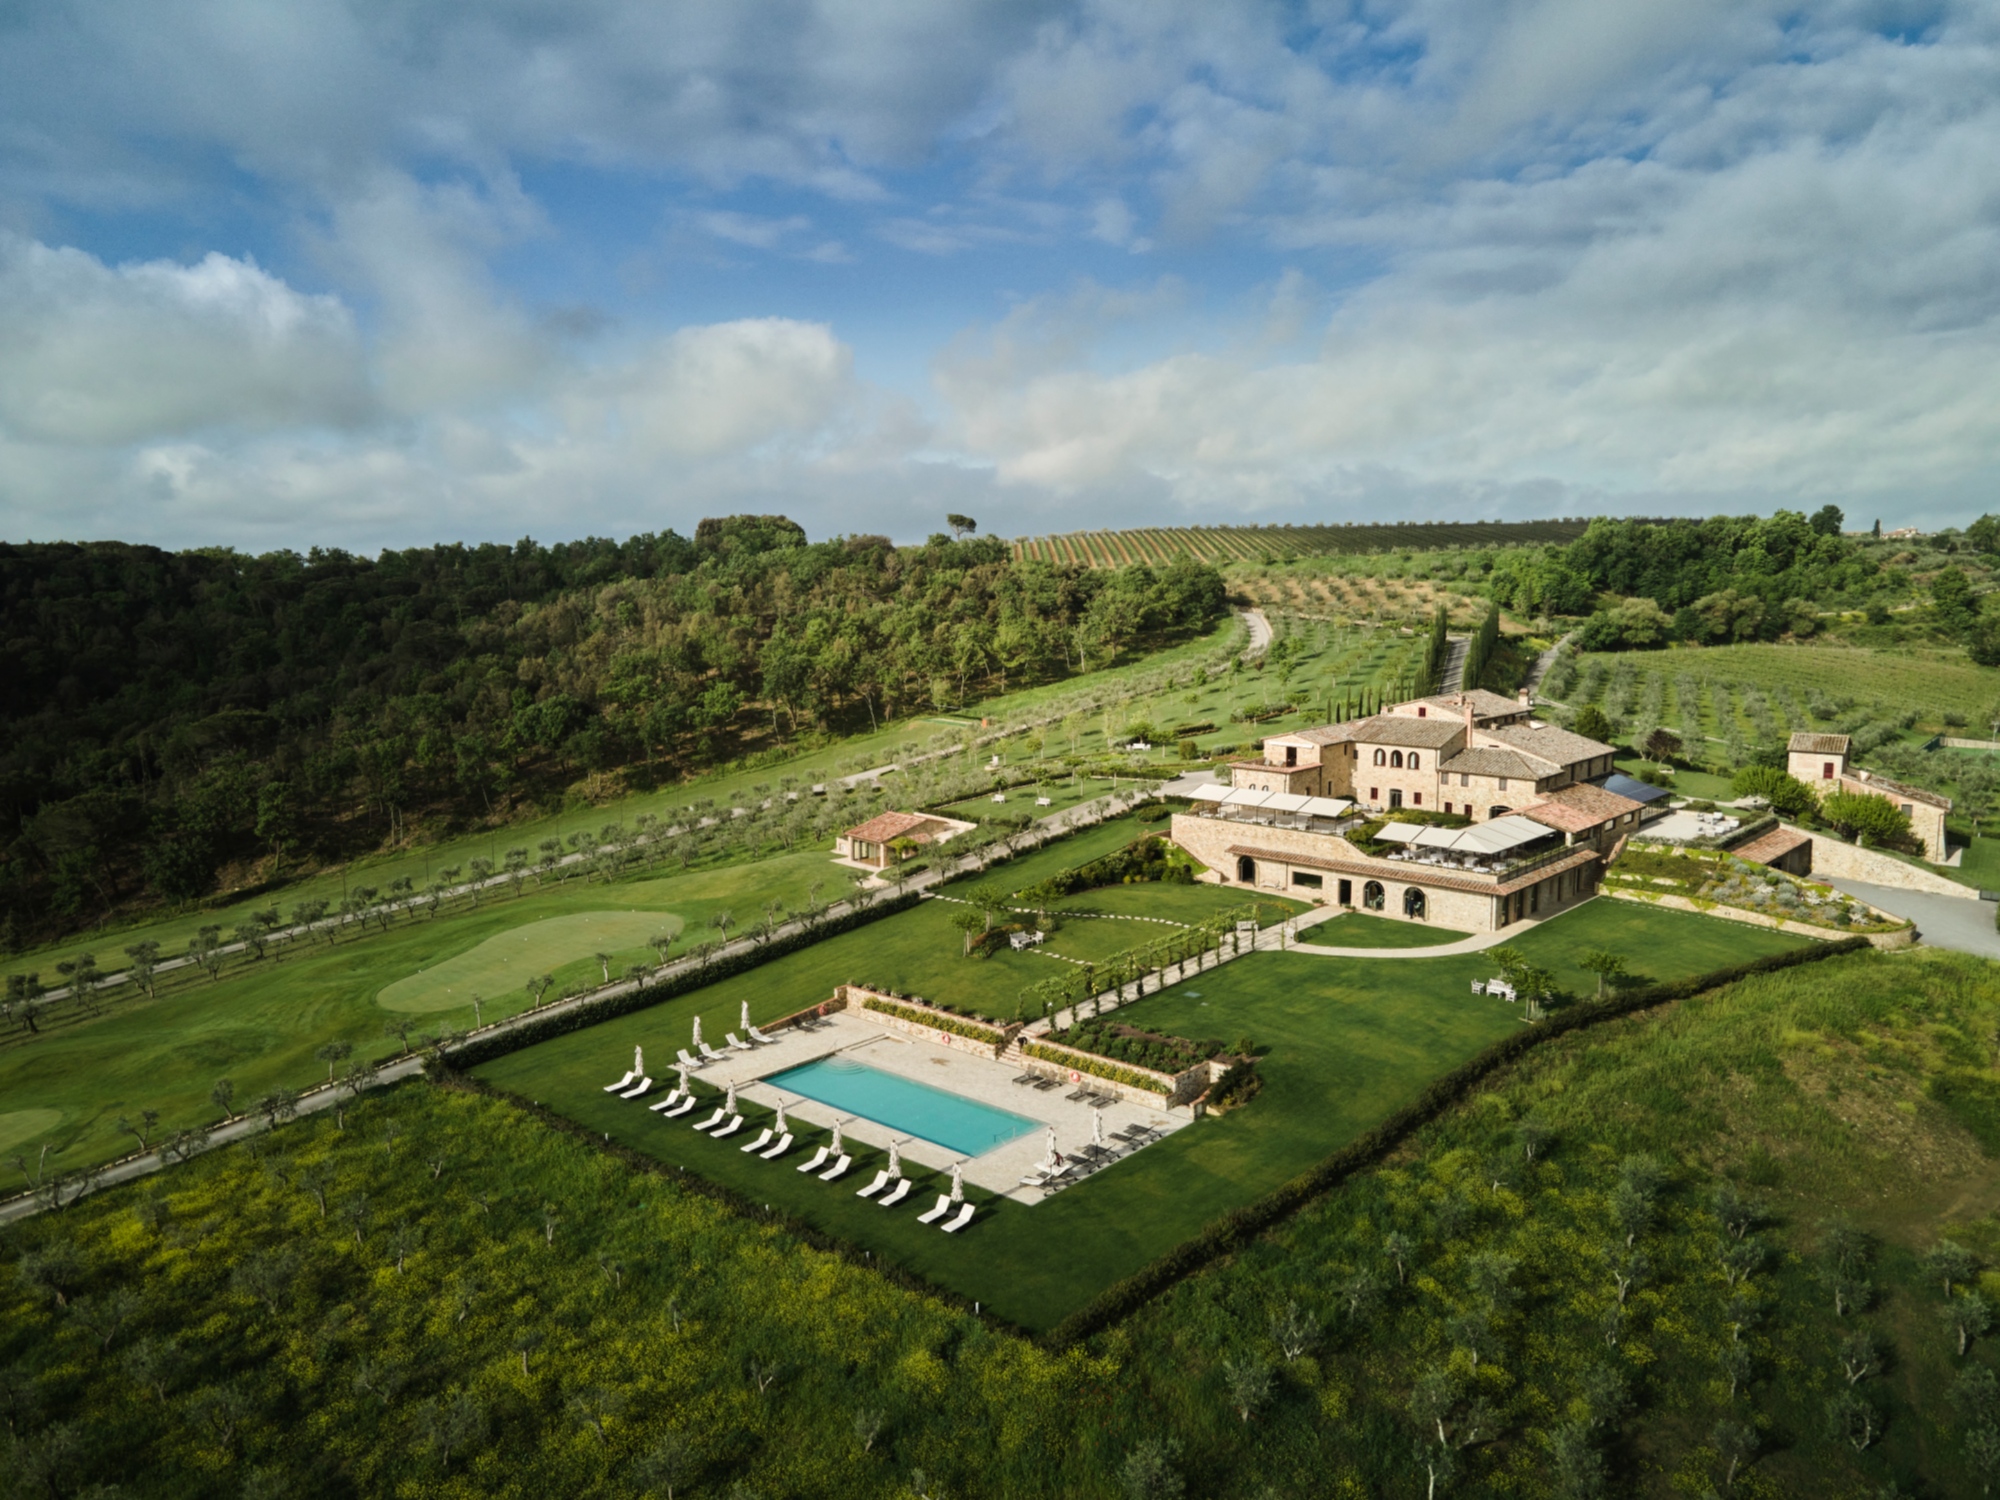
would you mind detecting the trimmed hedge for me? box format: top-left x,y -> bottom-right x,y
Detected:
1022,1040 -> 1173,1096
446,892 -> 923,1071
1042,934 -> 1872,1347
859,995 -> 1008,1046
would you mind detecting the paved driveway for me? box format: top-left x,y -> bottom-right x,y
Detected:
1826,878 -> 2000,960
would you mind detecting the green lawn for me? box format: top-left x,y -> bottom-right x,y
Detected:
0,852 -> 840,1175
941,776 -> 1120,822
479,897 -> 1810,1331
1304,911 -> 1471,948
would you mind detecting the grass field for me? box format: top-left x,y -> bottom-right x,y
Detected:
0,852 -> 839,1175
1304,912 -> 1472,948
480,898 -> 1808,1330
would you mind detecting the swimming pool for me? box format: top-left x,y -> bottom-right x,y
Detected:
763,1056 -> 1039,1157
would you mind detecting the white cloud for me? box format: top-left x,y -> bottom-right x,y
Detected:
0,236 -> 369,445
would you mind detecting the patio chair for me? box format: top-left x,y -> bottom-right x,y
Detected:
796,1145 -> 831,1174
878,1179 -> 913,1207
856,1169 -> 891,1198
648,1089 -> 684,1112
940,1203 -> 976,1234
725,1032 -> 754,1052
711,1114 -> 745,1139
746,1024 -> 777,1044
602,1069 -> 636,1093
677,1048 -> 705,1070
1087,1094 -> 1115,1110
658,1096 -> 696,1119
819,1153 -> 852,1182
758,1132 -> 793,1159
1031,1077 -> 1060,1091
618,1076 -> 653,1100
698,1041 -> 730,1063
690,1105 -> 727,1131
740,1125 -> 774,1154
916,1194 -> 953,1224
1011,1072 -> 1039,1086
1065,1088 -> 1091,1102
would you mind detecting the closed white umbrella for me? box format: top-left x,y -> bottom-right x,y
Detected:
723,1080 -> 738,1115
773,1100 -> 787,1134
949,1161 -> 964,1203
692,1016 -> 703,1049
1041,1127 -> 1059,1172
831,1119 -> 845,1156
675,1062 -> 690,1095
741,1000 -> 752,1031
887,1139 -> 902,1178
634,1045 -> 645,1076
1091,1112 -> 1104,1147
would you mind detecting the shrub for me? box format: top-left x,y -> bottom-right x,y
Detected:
1022,1041 -> 1172,1095
1730,765 -> 1817,818
860,995 -> 1007,1046
1820,790 -> 1915,849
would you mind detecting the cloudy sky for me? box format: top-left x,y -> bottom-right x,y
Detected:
2,0 -> 1996,550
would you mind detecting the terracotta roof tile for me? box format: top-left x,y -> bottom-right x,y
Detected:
1735,826 -> 1812,864
843,810 -> 940,845
1789,731 -> 1851,755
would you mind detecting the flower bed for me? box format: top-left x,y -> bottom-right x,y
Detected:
1048,1019 -> 1222,1075
1606,846 -> 1901,933
856,993 -> 1010,1045
1021,1039 -> 1175,1097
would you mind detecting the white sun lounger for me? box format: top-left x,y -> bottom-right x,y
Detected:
698,1041 -> 730,1063
916,1194 -> 952,1224
940,1203 -> 976,1233
617,1076 -> 652,1099
677,1049 -> 704,1070
648,1087 -> 684,1112
711,1115 -> 745,1139
797,1145 -> 831,1174
741,1127 -> 774,1153
602,1070 -> 636,1092
691,1108 -> 727,1131
819,1154 -> 852,1182
659,1096 -> 696,1119
746,1025 -> 776,1045
878,1179 -> 912,1207
758,1132 -> 793,1159
725,1032 -> 754,1051
856,1169 -> 891,1199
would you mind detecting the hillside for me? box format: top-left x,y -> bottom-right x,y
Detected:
1013,519 -> 1594,568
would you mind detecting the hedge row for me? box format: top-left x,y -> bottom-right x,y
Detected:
445,892 -> 923,1071
859,996 -> 1008,1045
1042,934 -> 1872,1347
1022,1040 -> 1173,1096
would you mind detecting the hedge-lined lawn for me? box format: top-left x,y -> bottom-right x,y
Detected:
0,853 -> 837,1175
1304,911 -> 1472,948
478,898 -> 1810,1330
941,776 -> 1121,822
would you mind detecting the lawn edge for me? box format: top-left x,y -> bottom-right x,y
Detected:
1041,932 -> 1873,1347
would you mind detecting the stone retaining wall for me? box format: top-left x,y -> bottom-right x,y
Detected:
1798,831 -> 1979,900
1017,1034 -> 1208,1108
837,985 -> 1020,1058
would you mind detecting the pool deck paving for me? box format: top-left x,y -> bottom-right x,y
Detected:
660,1011 -> 1187,1202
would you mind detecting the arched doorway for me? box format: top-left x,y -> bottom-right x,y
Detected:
1363,881 -> 1385,911
1403,887 -> 1427,919
1237,855 -> 1256,884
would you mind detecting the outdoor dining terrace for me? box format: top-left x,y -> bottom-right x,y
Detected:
1184,784 -> 1358,831
1364,814 -> 1569,877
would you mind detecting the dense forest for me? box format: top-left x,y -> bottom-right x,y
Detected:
0,518 -> 1225,946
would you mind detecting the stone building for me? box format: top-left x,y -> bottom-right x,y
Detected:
1785,731 -> 1951,862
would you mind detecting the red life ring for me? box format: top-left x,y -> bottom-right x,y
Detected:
1069,1070 -> 1080,1084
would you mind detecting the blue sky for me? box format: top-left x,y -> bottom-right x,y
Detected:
1,0 -> 1996,549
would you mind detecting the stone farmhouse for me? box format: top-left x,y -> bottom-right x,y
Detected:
1786,731 -> 1951,862
1172,689 -> 1649,934
834,810 -> 976,871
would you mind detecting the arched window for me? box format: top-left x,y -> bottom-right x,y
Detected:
1408,753 -> 1420,771
1390,750 -> 1403,769
1237,855 -> 1256,884
1404,887 -> 1427,919
1363,881 -> 1386,911
1373,749 -> 1386,766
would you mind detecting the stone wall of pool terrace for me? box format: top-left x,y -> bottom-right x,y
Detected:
1015,1032 -> 1213,1110
833,985 -> 1023,1058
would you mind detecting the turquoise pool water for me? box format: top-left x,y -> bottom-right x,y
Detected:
764,1056 -> 1039,1157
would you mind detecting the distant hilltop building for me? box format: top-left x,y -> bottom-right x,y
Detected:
1173,688 -> 1647,933
1786,732 -> 1949,861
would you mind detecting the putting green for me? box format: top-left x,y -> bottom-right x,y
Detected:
377,912 -> 683,1013
0,1108 -> 63,1154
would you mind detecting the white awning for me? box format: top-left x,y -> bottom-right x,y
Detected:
1300,797 -> 1353,818
1221,788 -> 1275,807
1373,823 -> 1423,843
1264,793 -> 1313,813
1380,815 -> 1553,855
1189,784 -> 1229,802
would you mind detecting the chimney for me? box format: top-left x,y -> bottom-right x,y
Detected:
1464,697 -> 1474,740
1517,686 -> 1531,707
